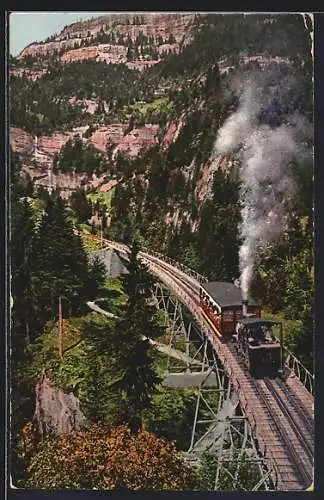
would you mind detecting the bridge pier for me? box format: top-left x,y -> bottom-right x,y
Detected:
152,281 -> 274,491
99,242 -> 314,491
89,247 -> 128,277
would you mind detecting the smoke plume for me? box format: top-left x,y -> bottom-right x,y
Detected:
214,73 -> 312,298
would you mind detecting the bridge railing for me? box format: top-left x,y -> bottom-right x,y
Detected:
140,246 -> 208,285
100,240 -> 314,395
101,239 -> 207,283
282,346 -> 314,395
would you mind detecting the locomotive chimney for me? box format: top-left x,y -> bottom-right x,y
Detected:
242,299 -> 248,317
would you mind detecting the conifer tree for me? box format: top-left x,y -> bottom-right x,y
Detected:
29,192 -> 90,324
70,188 -> 92,223
114,238 -> 163,433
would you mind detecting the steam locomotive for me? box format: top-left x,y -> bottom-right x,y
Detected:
199,281 -> 283,376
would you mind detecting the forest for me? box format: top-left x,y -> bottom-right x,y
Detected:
10,12 -> 313,491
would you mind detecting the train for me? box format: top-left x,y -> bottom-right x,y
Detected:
199,281 -> 283,377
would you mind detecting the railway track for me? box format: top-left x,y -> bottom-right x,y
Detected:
254,378 -> 313,488
139,247 -> 314,489
102,241 -> 314,490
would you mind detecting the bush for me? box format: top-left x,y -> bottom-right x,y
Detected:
25,425 -> 197,490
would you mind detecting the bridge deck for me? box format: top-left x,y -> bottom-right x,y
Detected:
104,243 -> 314,491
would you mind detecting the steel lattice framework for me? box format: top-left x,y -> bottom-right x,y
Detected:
152,281 -> 274,491
93,243 -> 314,491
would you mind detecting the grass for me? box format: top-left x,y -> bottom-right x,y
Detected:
124,97 -> 175,120
61,316 -> 88,352
87,188 -> 115,212
98,277 -> 128,315
30,279 -> 127,394
80,231 -> 102,253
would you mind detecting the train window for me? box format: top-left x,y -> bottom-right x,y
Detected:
264,324 -> 278,341
223,311 -> 234,321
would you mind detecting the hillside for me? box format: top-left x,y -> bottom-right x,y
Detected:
10,11 -> 313,287
16,13 -> 195,67
10,12 -> 314,490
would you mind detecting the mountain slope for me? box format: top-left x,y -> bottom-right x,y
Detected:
10,13 -> 312,270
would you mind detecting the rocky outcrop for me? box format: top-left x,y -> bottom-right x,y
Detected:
61,43 -> 127,64
10,67 -> 46,81
10,123 -> 160,196
99,179 -> 119,192
10,127 -> 35,155
68,97 -> 100,114
58,13 -> 194,44
112,124 -> 159,158
126,59 -> 160,71
90,124 -> 128,151
33,374 -> 87,437
18,36 -> 84,59
195,155 -> 240,204
162,112 -> 186,148
17,13 -> 195,69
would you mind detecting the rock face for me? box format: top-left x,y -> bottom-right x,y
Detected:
10,13 -> 228,203
162,113 -> 185,148
90,124 -> 128,151
10,123 -> 160,196
17,13 -> 195,69
33,374 -> 87,437
61,43 -> 127,64
99,179 -> 119,192
10,68 -> 46,80
10,127 -> 34,155
112,124 -> 160,158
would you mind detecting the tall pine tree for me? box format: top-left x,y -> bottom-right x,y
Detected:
29,192 -> 90,325
114,238 -> 163,433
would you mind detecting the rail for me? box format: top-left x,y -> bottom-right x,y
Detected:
256,379 -> 312,488
282,348 -> 314,395
141,246 -> 208,285
95,239 -> 314,395
92,239 -> 313,490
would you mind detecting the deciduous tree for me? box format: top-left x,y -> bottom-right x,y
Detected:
25,425 -> 196,490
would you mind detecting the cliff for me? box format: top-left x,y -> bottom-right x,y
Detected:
10,12 -> 309,234
16,13 -> 195,69
10,122 -> 161,195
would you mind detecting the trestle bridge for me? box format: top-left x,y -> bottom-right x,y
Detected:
91,241 -> 314,491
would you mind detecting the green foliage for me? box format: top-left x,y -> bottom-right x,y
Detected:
197,451 -> 266,491
11,14 -> 313,488
87,188 -> 115,213
112,238 -> 164,433
126,97 -> 176,126
250,157 -> 313,371
144,388 -> 197,450
284,250 -> 313,320
79,313 -> 126,426
11,148 -> 34,198
86,257 -> 107,299
182,245 -> 200,272
10,183 -> 107,483
25,425 -> 197,490
53,135 -> 108,175
197,170 -> 240,280
145,14 -> 311,81
70,189 -> 92,223
11,186 -> 38,475
10,61 -> 141,134
29,192 -> 90,323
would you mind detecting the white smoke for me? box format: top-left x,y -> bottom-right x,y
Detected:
214,79 -> 312,298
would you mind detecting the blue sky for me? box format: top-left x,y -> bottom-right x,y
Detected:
9,12 -> 106,56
